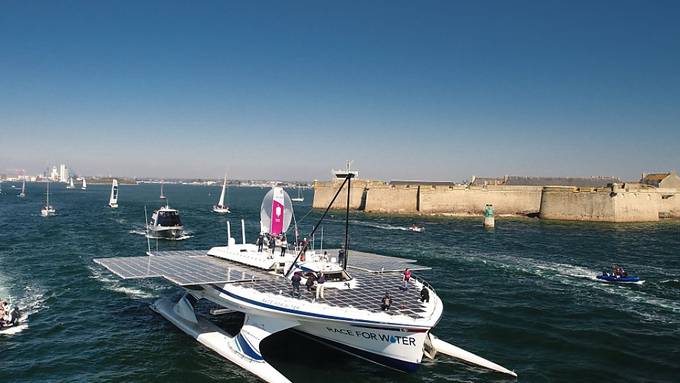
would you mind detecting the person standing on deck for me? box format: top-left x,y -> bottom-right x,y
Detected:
291,272 -> 302,297
256,235 -> 264,252
316,272 -> 326,300
402,268 -> 412,290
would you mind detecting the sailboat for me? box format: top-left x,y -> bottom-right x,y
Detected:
41,182 -> 56,217
18,180 -> 26,198
66,177 -> 75,189
159,183 -> 167,200
109,179 -> 119,208
81,178 -> 87,191
291,185 -> 304,202
212,175 -> 230,214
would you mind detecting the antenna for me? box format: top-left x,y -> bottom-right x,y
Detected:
227,221 -> 232,245
241,219 -> 246,244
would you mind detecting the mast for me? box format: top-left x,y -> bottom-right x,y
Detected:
218,175 -> 227,207
342,171 -> 352,270
46,182 -> 50,207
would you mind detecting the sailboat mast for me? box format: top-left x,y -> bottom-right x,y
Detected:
46,182 -> 50,206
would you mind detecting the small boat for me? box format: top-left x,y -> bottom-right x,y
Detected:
408,224 -> 425,233
41,182 -> 56,217
291,185 -> 304,202
109,179 -> 119,208
81,178 -> 87,191
66,177 -> 75,189
0,302 -> 23,334
18,180 -> 26,198
212,175 -> 230,214
147,204 -> 185,239
596,265 -> 643,284
159,183 -> 166,200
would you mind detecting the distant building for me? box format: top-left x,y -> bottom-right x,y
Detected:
59,164 -> 69,183
469,175 -> 621,188
641,170 -> 680,189
50,166 -> 59,181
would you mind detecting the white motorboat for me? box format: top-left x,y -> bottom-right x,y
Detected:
66,177 -> 75,189
408,224 -> 425,233
18,180 -> 26,198
109,179 -> 119,208
41,182 -> 56,217
95,179 -> 517,382
212,175 -> 230,214
291,185 -> 304,202
81,178 -> 87,191
146,204 -> 185,239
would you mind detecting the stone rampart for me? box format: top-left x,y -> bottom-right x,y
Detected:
312,179 -> 385,210
418,185 -> 543,215
364,184 -> 418,213
539,186 -> 660,222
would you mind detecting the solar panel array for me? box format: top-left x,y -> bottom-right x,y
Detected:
94,255 -> 259,286
95,249 -> 432,318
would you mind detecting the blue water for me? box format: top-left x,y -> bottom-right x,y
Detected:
1,183 -> 679,382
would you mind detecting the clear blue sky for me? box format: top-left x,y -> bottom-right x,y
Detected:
1,0 -> 678,181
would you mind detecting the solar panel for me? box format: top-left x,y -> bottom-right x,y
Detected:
93,255 -> 259,286
345,250 -> 430,273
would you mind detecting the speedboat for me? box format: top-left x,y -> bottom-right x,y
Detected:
95,181 -> 517,382
408,224 -> 425,233
596,273 -> 644,284
146,204 -> 185,239
0,303 -> 22,333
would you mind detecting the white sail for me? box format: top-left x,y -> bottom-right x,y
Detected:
81,179 -> 87,190
19,180 -> 26,197
218,176 -> 227,208
212,175 -> 230,213
68,178 -> 74,188
109,179 -> 119,208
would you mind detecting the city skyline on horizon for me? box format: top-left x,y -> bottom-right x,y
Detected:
1,1 -> 679,181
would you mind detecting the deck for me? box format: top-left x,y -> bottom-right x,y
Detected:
94,249 -> 433,319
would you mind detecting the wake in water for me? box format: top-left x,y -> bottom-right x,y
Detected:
87,265 -> 159,300
343,219 -> 420,232
128,225 -> 194,241
463,252 -> 680,322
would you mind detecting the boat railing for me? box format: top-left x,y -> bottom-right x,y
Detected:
412,274 -> 436,295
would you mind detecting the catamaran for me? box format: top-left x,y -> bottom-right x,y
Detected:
94,174 -> 517,382
291,185 -> 304,202
18,180 -> 26,198
66,177 -> 75,189
213,175 -> 230,214
109,179 -> 119,208
81,178 -> 87,191
41,182 -> 56,217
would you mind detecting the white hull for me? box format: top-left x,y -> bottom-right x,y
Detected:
213,206 -> 230,214
195,284 -> 433,373
109,203 -> 118,208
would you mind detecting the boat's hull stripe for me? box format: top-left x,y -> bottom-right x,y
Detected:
209,284 -> 429,330
235,334 -> 263,361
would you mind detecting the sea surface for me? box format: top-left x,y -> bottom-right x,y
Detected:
1,183 -> 679,383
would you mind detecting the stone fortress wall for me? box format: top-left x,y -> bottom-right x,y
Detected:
313,174 -> 680,222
